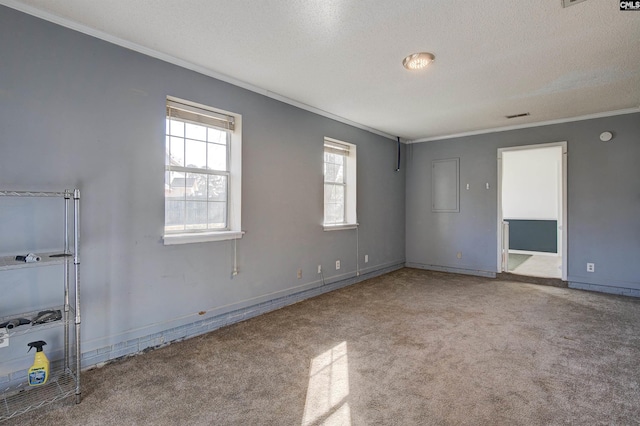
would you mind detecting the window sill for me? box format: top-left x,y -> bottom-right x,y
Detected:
323,223 -> 359,232
163,230 -> 244,245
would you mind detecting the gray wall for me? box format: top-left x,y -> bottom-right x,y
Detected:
0,6 -> 405,371
406,111 -> 640,295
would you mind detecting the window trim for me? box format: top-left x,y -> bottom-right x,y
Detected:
163,96 -> 242,245
163,230 -> 244,245
323,137 -> 357,231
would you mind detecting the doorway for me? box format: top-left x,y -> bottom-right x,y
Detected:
497,142 -> 567,280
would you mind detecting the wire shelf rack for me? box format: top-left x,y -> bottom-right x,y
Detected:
0,188 -> 81,421
0,368 -> 78,421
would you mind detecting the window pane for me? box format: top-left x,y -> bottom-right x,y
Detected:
324,162 -> 344,184
167,171 -> 187,200
208,127 -> 228,144
324,202 -> 344,224
185,139 -> 207,169
208,175 -> 227,202
324,183 -> 345,204
165,135 -> 171,164
324,184 -> 345,223
208,202 -> 227,229
168,136 -> 185,167
168,119 -> 185,137
165,200 -> 185,232
185,201 -> 208,230
208,143 -> 227,171
185,173 -> 208,201
324,152 -> 344,166
185,122 -> 207,141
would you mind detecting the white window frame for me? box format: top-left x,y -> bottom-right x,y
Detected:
163,96 -> 242,245
323,137 -> 357,231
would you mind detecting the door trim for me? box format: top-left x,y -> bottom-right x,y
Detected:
497,141 -> 567,280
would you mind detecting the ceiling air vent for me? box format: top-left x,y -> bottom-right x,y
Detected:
505,112 -> 530,119
562,0 -> 588,8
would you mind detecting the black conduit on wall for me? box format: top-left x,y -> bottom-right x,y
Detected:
396,137 -> 401,172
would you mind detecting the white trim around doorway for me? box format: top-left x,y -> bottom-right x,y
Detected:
497,141 -> 567,281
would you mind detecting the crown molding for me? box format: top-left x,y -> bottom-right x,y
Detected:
2,1 -> 637,145
408,107 -> 640,144
1,1 -> 398,141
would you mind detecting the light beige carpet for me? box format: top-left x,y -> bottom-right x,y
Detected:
5,268 -> 640,425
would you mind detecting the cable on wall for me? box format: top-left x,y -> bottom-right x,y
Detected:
232,238 -> 238,277
395,137 -> 401,172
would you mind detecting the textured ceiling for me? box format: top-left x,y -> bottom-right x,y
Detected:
4,0 -> 640,141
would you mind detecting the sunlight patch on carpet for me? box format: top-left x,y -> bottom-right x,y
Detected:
508,253 -> 532,271
302,341 -> 351,425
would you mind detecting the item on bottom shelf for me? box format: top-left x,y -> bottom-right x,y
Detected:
15,253 -> 41,263
32,309 -> 62,325
0,317 -> 31,329
27,340 -> 50,386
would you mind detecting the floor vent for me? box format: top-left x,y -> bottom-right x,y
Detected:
562,0 -> 588,8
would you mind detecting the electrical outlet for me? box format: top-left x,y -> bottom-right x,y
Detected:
364,254 -> 369,263
587,263 -> 595,273
336,260 -> 340,270
457,252 -> 462,259
317,265 -> 322,274
297,268 -> 302,279
0,329 -> 8,348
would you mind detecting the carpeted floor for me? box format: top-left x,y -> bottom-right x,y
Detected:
5,268 -> 640,425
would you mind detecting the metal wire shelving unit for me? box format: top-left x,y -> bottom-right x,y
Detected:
0,189 -> 81,422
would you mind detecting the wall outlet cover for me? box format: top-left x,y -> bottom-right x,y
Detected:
336,260 -> 340,270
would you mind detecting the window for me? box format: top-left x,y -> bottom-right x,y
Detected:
164,97 -> 242,244
323,138 -> 357,230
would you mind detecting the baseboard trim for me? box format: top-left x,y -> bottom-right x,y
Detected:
566,275 -> 640,291
568,282 -> 640,298
77,261 -> 405,372
497,272 -> 567,288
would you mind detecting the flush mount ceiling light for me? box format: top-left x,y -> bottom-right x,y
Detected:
599,131 -> 613,142
402,52 -> 435,70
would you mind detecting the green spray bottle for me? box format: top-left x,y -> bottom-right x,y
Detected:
27,341 -> 49,386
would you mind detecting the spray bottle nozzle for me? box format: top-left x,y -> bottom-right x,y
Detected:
27,341 -> 47,353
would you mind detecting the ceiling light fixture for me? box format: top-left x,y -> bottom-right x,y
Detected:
599,131 -> 613,142
402,52 -> 435,70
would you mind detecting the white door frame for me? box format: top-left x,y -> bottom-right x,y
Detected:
497,141 -> 567,280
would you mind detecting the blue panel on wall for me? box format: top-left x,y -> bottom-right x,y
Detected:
506,219 -> 557,253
